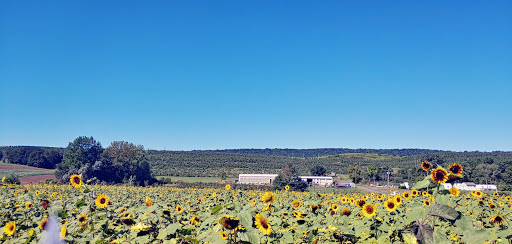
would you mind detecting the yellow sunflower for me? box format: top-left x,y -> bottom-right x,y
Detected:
176,204 -> 184,214
70,174 -> 82,188
145,196 -> 153,207
491,214 -> 505,225
355,199 -> 366,209
411,189 -> 419,197
421,161 -> 432,171
60,225 -> 66,240
225,184 -> 231,190
4,222 -> 16,236
219,231 -> 228,240
448,163 -> 463,175
471,190 -> 483,198
25,201 -> 33,209
341,208 -> 351,216
190,216 -> 200,226
423,200 -> 431,206
394,195 -> 402,206
261,192 -> 275,203
401,192 -> 410,200
431,167 -> 449,184
95,194 -> 109,209
361,203 -> 376,218
449,187 -> 460,197
78,214 -> 88,226
291,200 -> 301,209
254,213 -> 271,235
332,204 -> 340,212
285,185 -> 290,191
384,199 -> 398,212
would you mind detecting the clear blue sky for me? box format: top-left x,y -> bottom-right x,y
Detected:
1,1 -> 511,151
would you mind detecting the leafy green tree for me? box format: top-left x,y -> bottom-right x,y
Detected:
348,165 -> 362,184
310,165 -> 327,176
95,141 -> 155,185
56,136 -> 103,180
28,150 -> 49,168
43,150 -> 63,169
366,166 -> 378,185
273,164 -> 308,191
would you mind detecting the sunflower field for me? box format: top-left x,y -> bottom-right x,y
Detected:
1,163 -> 512,244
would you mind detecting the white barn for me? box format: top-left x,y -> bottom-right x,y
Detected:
442,182 -> 498,191
299,176 -> 334,186
238,174 -> 278,185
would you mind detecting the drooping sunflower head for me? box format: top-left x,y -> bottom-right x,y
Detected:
254,213 -> 271,235
261,192 -> 275,203
449,187 -> 460,197
431,167 -> 449,184
162,209 -> 171,216
361,203 -> 376,218
219,231 -> 228,240
176,204 -> 184,214
70,174 -> 82,188
385,199 -> 397,212
40,219 -> 48,230
120,217 -> 135,226
220,215 -> 239,230
41,199 -> 49,210
291,200 -> 301,209
491,214 -> 505,225
4,222 -> 16,236
421,161 -> 432,171
95,194 -> 109,209
341,208 -> 351,216
448,163 -> 463,175
310,204 -> 318,212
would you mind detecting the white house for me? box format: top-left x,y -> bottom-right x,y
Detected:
299,176 -> 333,186
400,182 -> 410,189
238,174 -> 278,185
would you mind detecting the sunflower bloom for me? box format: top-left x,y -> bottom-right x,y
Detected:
220,215 -> 239,230
262,192 -> 275,203
219,231 -> 228,240
421,161 -> 432,171
190,216 -> 200,226
78,214 -> 88,226
225,184 -> 231,191
356,199 -> 366,209
40,219 -> 48,230
341,208 -> 351,216
491,214 -> 505,225
70,174 -> 82,188
431,167 -> 449,184
60,225 -> 66,240
254,213 -> 271,235
176,204 -> 184,214
285,185 -> 290,191
291,200 -> 301,209
145,196 -> 153,207
449,187 -> 460,197
385,199 -> 397,212
95,194 -> 109,209
448,163 -> 463,175
424,200 -> 431,206
332,204 -> 340,212
4,222 -> 16,236
361,203 -> 376,218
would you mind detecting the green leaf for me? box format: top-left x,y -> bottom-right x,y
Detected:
75,198 -> 86,209
415,224 -> 434,244
211,205 -> 223,215
429,204 -> 458,220
412,176 -> 430,190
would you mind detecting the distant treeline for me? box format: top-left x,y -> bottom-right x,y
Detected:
200,148 -> 448,157
3,146 -> 512,189
0,146 -> 64,169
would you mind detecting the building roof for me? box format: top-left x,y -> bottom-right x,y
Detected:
239,174 -> 278,177
299,176 -> 333,179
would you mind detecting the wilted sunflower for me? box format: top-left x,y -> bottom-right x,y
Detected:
95,194 -> 109,209
70,174 -> 82,188
385,199 -> 397,212
4,222 -> 16,236
120,217 -> 135,226
219,231 -> 228,240
448,163 -> 463,175
25,201 -> 33,209
491,214 -> 505,225
78,214 -> 88,226
310,204 -> 318,212
291,200 -> 301,209
431,167 -> 449,184
489,203 -> 497,209
421,161 -> 432,171
361,203 -> 376,218
254,213 -> 271,235
261,192 -> 275,203
341,208 -> 351,216
449,187 -> 460,197
220,215 -> 239,230
356,199 -> 366,209
176,205 -> 184,214
190,216 -> 200,226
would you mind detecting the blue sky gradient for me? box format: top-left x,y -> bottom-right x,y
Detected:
1,1 -> 511,151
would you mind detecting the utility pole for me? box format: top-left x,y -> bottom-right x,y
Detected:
387,170 -> 390,188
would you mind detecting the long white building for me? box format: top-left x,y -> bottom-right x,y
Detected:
299,176 -> 334,186
238,174 -> 278,185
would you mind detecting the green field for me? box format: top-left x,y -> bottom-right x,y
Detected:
0,162 -> 55,178
155,176 -> 237,183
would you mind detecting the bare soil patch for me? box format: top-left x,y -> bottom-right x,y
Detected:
19,174 -> 57,184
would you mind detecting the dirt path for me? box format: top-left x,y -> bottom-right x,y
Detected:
355,185 -> 388,194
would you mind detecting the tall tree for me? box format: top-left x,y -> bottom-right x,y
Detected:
56,136 -> 103,180
348,165 -> 363,184
310,165 -> 327,176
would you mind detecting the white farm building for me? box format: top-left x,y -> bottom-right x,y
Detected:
299,176 -> 334,186
238,174 -> 278,185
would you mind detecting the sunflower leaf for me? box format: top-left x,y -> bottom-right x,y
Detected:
211,205 -> 223,215
412,176 -> 430,190
414,224 -> 434,244
429,204 -> 458,220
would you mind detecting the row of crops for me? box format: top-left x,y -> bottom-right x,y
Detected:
1,163 -> 512,243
